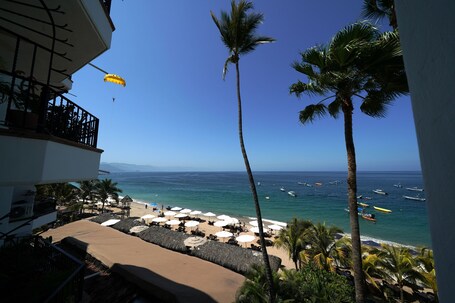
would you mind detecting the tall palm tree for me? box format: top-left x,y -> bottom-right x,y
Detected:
96,179 -> 122,213
377,244 -> 425,303
211,1 -> 275,300
289,22 -> 408,302
274,218 -> 312,269
362,0 -> 397,30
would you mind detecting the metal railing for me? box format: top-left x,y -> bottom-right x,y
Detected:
1,71 -> 99,148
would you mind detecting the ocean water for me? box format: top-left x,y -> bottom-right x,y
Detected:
108,171 -> 431,247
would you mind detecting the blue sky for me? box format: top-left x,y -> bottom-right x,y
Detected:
69,0 -> 421,172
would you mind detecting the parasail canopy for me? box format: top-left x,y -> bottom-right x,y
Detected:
104,74 -> 126,87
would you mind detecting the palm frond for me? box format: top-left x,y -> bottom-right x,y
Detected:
327,99 -> 342,118
290,81 -> 326,97
299,103 -> 327,125
300,47 -> 327,69
329,22 -> 378,54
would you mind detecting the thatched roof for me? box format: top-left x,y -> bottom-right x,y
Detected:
121,195 -> 133,203
191,241 -> 281,275
111,217 -> 144,233
137,226 -> 191,253
90,213 -> 120,224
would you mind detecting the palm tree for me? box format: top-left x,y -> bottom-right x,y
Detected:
274,218 -> 312,269
377,244 -> 425,303
300,222 -> 347,272
362,0 -> 397,30
78,180 -> 97,214
211,1 -> 275,300
416,247 -> 438,301
289,22 -> 408,302
96,179 -> 122,213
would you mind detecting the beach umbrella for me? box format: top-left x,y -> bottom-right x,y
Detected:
129,225 -> 149,234
101,219 -> 120,226
268,224 -> 283,231
171,207 -> 182,211
190,210 -> 202,216
225,217 -> 239,224
250,226 -> 268,234
175,213 -> 188,218
165,219 -> 181,226
180,208 -> 192,214
184,236 -> 207,248
152,217 -> 167,223
203,212 -> 216,218
249,220 -> 259,227
164,211 -> 177,217
140,214 -> 155,219
217,214 -> 231,221
185,221 -> 200,228
214,220 -> 230,227
236,234 -> 256,247
215,231 -> 233,239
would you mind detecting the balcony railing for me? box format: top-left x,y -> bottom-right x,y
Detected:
1,71 -> 99,148
1,236 -> 84,303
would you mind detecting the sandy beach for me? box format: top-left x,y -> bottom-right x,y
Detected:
125,200 -> 296,269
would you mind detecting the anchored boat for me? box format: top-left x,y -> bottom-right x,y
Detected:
373,206 -> 392,213
403,195 -> 426,201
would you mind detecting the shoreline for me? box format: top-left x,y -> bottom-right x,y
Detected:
121,196 -> 421,252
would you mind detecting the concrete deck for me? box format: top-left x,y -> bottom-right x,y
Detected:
42,220 -> 245,303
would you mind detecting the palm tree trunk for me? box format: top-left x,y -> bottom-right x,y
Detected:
235,62 -> 275,302
342,101 -> 365,303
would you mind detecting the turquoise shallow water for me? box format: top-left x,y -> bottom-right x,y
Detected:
108,171 -> 431,247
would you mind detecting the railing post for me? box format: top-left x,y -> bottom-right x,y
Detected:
37,86 -> 50,132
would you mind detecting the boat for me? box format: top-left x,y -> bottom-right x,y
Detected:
265,196 -> 270,200
329,180 -> 341,185
361,213 -> 377,222
372,189 -> 388,195
288,191 -> 297,197
357,195 -> 363,199
373,206 -> 392,213
406,186 -> 424,192
298,182 -> 305,185
315,182 -> 323,186
403,195 -> 426,201
363,196 -> 372,200
393,183 -> 403,188
358,202 -> 370,208
280,187 -> 285,192
257,182 -> 261,186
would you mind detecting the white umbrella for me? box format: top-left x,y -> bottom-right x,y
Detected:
129,225 -> 149,234
225,217 -> 239,224
217,214 -> 231,220
140,214 -> 155,219
190,210 -> 202,216
268,224 -> 283,231
180,208 -> 192,214
184,236 -> 207,248
250,226 -> 260,233
236,234 -> 256,245
152,217 -> 168,223
185,221 -> 200,228
203,212 -> 216,217
174,213 -> 188,218
165,219 -> 181,226
171,206 -> 182,211
164,211 -> 177,217
101,219 -> 120,226
214,220 -> 230,227
215,231 -> 233,238
249,220 -> 259,227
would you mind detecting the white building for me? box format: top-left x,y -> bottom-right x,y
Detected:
0,0 -> 115,245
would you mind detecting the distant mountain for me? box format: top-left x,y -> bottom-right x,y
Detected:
99,162 -> 159,173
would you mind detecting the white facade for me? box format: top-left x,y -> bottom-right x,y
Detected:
395,1 -> 455,302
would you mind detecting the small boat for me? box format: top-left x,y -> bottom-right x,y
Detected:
329,180 -> 341,185
288,191 -> 297,197
406,187 -> 424,192
373,206 -> 392,213
315,182 -> 323,186
372,189 -> 388,195
257,182 -> 261,186
305,183 -> 313,187
403,195 -> 426,201
265,196 -> 270,200
358,202 -> 370,208
280,187 -> 285,192
393,183 -> 403,188
361,213 -> 377,222
363,196 -> 372,200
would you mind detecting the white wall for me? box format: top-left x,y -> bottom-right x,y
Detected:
395,1 -> 455,302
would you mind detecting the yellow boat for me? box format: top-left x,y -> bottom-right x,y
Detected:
358,202 -> 369,208
373,206 -> 392,213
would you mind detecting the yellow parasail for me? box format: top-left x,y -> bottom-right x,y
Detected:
103,74 -> 126,87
